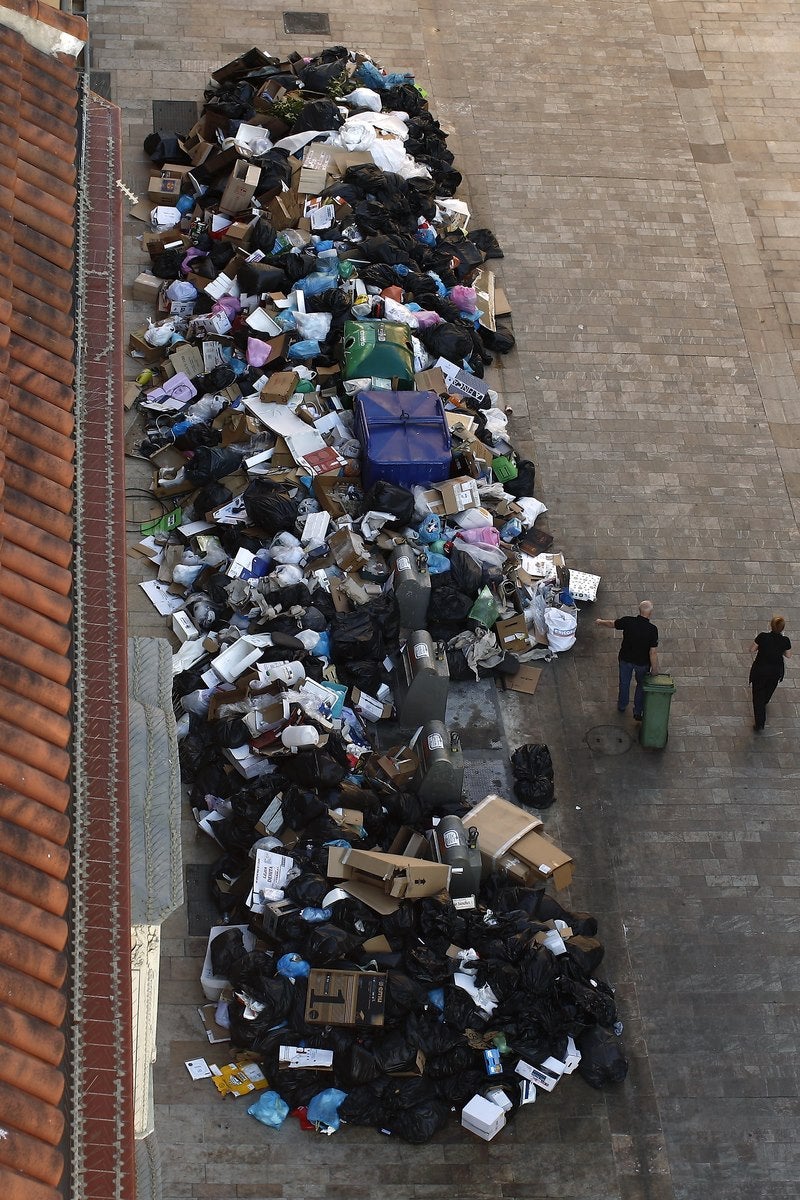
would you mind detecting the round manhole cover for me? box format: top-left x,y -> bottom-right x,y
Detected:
585,725 -> 633,755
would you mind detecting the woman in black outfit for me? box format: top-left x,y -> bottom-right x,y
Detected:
749,615 -> 792,731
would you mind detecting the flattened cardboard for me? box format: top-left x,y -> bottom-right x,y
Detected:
494,613 -> 529,654
500,664 -> 543,695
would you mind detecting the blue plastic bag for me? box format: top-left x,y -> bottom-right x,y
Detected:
248,1090 -> 289,1129
287,339 -> 321,361
292,269 -> 338,297
428,987 -> 445,1011
276,953 -> 311,979
353,61 -> 387,90
424,549 -> 450,574
417,514 -> 443,544
307,1088 -> 348,1131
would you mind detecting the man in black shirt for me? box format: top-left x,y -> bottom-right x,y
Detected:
596,601 -> 659,720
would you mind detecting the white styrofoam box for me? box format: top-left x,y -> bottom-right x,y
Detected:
461,1094 -> 506,1140
201,924 -> 256,1001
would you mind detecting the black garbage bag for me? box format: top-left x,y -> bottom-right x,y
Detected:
557,972 -> 617,1029
380,903 -> 417,946
204,81 -> 255,120
416,1015 -> 464,1056
280,786 -> 328,829
475,959 -> 520,1005
229,955 -> 294,1016
566,935 -> 605,976
419,321 -> 473,363
481,324 -> 516,354
357,233 -> 417,265
143,130 -> 192,166
331,594 -> 400,663
334,658 -> 389,696
191,480 -> 231,517
247,217 -> 277,257
335,1042 -> 381,1090
448,544 -> 483,598
441,983 -> 488,1032
184,445 -> 244,486
171,423 -> 223,453
298,56 -> 347,93
577,1025 -> 628,1089
363,480 -> 415,526
427,583 -> 473,630
326,896 -> 383,942
382,82 -> 427,118
242,480 -> 300,534
431,1067 -> 486,1109
533,893 -> 599,938
469,228 -> 504,259
504,458 -> 537,499
151,248 -> 184,279
417,895 -> 464,948
290,99 -> 343,134
374,1028 -> 421,1075
280,746 -> 348,789
209,928 -> 247,978
424,1043 -> 477,1079
272,1069 -> 332,1108
304,923 -> 364,966
358,263 -> 400,290
237,260 -> 289,293
511,743 -> 556,810
339,1081 -> 388,1127
283,872 -> 329,907
518,945 -> 559,996
385,972 -> 429,1021
403,944 -> 453,988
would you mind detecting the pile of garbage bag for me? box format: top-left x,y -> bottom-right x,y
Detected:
128,45 -> 623,1139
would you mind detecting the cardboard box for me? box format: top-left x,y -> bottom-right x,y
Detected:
312,474 -> 360,519
255,899 -> 300,944
515,1060 -> 560,1092
505,829 -> 574,891
305,968 -> 387,1028
329,527 -> 370,572
494,613 -> 530,654
352,691 -> 395,724
463,794 -> 543,873
268,189 -> 302,231
461,1094 -> 506,1140
128,328 -> 166,364
327,846 -> 450,904
220,161 -> 261,214
374,744 -> 418,785
435,475 -> 481,516
388,826 -> 430,860
147,166 -> 190,203
329,808 -> 365,837
260,370 -> 299,402
132,271 -> 165,303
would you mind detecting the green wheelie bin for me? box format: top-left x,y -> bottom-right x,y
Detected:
639,673 -> 676,749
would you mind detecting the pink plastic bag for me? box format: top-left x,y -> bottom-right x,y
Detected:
456,526 -> 500,547
450,285 -> 477,314
247,337 -> 272,367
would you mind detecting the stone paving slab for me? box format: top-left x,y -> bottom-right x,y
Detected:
88,0 -> 800,1195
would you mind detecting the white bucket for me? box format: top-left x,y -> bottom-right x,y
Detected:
545,607 -> 577,652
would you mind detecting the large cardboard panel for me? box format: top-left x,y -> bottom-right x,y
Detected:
305,969 -> 387,1028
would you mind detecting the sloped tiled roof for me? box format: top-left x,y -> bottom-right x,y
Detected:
0,2 -> 85,1198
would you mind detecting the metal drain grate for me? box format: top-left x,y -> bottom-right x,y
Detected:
585,725 -> 633,756
152,99 -> 198,135
283,11 -> 331,34
185,864 -> 219,936
462,756 -> 513,807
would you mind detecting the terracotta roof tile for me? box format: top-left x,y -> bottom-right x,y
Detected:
0,3 -> 86,1195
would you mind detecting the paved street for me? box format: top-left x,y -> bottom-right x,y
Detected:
90,0 -> 800,1196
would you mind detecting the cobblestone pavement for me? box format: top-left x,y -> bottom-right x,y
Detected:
90,0 -> 800,1196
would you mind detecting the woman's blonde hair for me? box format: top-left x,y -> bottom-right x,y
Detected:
770,614 -> 786,634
